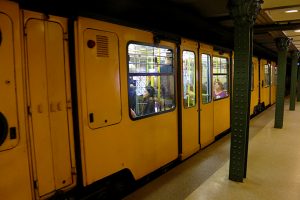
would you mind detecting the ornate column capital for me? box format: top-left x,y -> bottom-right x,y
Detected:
228,0 -> 263,26
275,37 -> 291,51
291,50 -> 300,59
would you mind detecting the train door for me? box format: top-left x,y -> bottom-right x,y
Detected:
0,2 -> 32,199
0,3 -> 19,156
199,44 -> 214,148
250,57 -> 259,115
260,59 -> 271,108
24,11 -> 75,198
180,39 -> 199,159
271,61 -> 277,105
267,63 -> 271,106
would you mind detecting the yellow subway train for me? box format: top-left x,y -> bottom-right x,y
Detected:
0,1 -> 277,199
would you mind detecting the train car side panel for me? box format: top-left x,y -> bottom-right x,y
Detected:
75,17 -> 178,186
260,58 -> 271,107
250,57 -> 259,115
83,29 -> 121,129
24,11 -> 76,197
0,1 -> 32,200
213,98 -> 230,135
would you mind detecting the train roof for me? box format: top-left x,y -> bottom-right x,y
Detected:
16,0 -> 300,60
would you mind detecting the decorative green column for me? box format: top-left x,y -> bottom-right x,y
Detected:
289,51 -> 300,110
228,0 -> 262,182
274,37 -> 291,128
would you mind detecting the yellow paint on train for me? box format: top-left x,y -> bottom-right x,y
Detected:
0,1 -> 277,199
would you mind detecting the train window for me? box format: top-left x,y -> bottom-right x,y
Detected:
264,64 -> 270,87
182,51 -> 196,108
201,54 -> 212,104
128,43 -> 175,119
251,62 -> 254,91
213,57 -> 229,100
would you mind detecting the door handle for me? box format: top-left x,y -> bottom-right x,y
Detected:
37,104 -> 44,113
57,102 -> 63,111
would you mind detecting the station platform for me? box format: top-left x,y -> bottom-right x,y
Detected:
124,100 -> 300,200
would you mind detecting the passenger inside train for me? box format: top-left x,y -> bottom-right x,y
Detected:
142,85 -> 155,115
213,79 -> 228,99
129,79 -> 137,118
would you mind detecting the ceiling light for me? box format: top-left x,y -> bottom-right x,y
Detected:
295,30 -> 300,33
285,10 -> 298,13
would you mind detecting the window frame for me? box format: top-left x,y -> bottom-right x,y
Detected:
127,41 -> 176,120
212,56 -> 230,101
201,53 -> 212,104
264,63 -> 270,88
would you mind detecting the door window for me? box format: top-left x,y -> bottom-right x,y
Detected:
213,57 -> 229,100
201,54 -> 212,103
182,51 -> 196,108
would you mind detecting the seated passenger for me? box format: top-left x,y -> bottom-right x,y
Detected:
142,85 -> 155,115
160,56 -> 173,73
213,79 -> 227,99
130,108 -> 137,118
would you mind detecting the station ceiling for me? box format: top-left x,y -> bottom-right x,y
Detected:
19,0 -> 300,60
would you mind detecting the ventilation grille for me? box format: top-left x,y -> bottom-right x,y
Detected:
96,35 -> 109,57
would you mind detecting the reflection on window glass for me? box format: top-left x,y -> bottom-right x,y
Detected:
213,57 -> 229,100
264,64 -> 270,87
251,62 -> 254,91
201,54 -> 212,104
128,43 -> 175,119
183,51 -> 196,108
